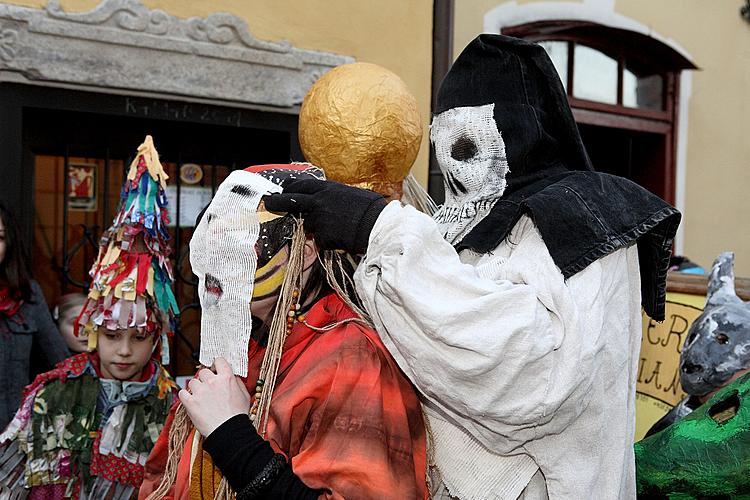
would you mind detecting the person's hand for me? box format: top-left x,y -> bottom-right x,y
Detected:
179,357 -> 251,437
264,179 -> 386,255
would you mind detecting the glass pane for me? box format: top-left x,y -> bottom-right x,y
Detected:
538,40 -> 568,90
623,65 -> 664,110
573,44 -> 618,105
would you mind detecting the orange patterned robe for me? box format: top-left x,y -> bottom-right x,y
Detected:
139,293 -> 427,499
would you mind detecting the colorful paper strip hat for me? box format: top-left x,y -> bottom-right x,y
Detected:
76,135 -> 179,364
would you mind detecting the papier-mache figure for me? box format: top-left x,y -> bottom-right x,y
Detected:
635,371 -> 750,497
139,165 -> 426,500
298,61 -> 436,213
266,35 -> 682,498
647,252 -> 750,436
636,252 -> 750,497
0,136 -> 178,499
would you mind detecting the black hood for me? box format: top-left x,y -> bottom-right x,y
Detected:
434,34 -> 681,321
436,34 -> 593,194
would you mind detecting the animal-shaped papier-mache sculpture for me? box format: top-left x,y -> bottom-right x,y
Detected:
635,371 -> 750,498
646,252 -> 750,437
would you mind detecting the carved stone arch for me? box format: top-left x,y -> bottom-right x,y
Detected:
483,1 -> 694,62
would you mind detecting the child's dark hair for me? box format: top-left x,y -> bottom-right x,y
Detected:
0,201 -> 33,301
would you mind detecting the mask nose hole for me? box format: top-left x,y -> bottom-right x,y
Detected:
682,362 -> 703,374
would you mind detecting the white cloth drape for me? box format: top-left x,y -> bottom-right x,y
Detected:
355,202 -> 641,499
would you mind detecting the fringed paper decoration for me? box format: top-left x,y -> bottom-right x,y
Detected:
0,354 -> 177,497
75,135 -> 178,364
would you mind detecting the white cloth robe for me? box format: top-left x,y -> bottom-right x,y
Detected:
354,202 -> 641,500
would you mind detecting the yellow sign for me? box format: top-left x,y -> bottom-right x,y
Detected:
635,292 -> 704,440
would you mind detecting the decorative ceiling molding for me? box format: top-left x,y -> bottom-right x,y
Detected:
0,0 -> 353,108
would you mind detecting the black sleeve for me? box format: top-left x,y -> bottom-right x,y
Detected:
202,414 -> 321,500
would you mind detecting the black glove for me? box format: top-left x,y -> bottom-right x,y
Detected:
263,179 -> 386,255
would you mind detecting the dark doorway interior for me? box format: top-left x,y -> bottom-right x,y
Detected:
24,107 -> 292,168
578,124 -> 668,197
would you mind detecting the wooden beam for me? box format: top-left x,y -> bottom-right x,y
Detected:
667,272 -> 750,302
428,0 -> 455,203
572,107 -> 671,133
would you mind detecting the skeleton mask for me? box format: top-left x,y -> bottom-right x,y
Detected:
680,252 -> 750,396
431,103 -> 509,244
190,170 -> 281,377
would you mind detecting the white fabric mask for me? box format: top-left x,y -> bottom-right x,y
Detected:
431,103 -> 510,245
190,170 -> 282,377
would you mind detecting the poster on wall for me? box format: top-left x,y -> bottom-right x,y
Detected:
67,163 -> 97,211
165,185 -> 214,227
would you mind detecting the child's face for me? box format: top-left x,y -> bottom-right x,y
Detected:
59,311 -> 89,353
97,327 -> 155,381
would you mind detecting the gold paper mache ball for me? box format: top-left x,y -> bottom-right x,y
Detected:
299,62 -> 423,199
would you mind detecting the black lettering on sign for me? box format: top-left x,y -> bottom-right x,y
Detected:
663,366 -> 681,396
123,97 -> 249,127
637,357 -> 647,384
645,318 -> 660,346
643,361 -> 663,390
662,313 -> 690,353
637,300 -> 703,406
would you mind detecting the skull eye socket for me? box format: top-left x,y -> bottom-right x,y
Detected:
450,136 -> 478,162
716,333 -> 730,344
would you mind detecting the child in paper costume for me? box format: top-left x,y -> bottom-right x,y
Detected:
138,164 -> 426,500
0,136 -> 178,499
265,35 -> 681,499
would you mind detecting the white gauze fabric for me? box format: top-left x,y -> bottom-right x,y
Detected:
190,170 -> 281,376
431,103 -> 509,245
